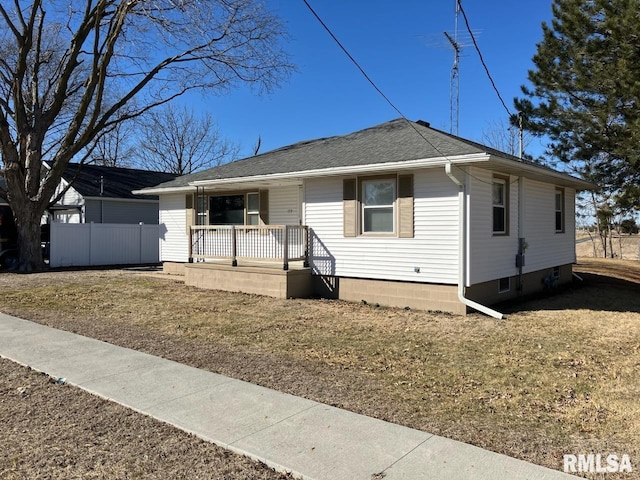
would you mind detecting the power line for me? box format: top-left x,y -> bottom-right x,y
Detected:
300,0 -> 450,158
300,0 -> 406,122
301,0 -> 508,185
457,0 -> 512,117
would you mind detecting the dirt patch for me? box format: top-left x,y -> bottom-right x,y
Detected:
0,358 -> 291,479
1,264 -> 639,478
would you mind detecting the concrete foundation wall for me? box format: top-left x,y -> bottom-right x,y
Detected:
314,275 -> 467,315
166,262 -> 573,316
184,263 -> 313,300
466,263 -> 573,306
163,262 -> 187,276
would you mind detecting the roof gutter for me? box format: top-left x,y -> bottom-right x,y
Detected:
445,162 -> 504,320
189,153 -> 490,187
134,153 -> 492,195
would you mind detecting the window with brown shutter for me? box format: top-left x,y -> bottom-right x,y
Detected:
259,190 -> 269,225
185,193 -> 194,234
343,178 -> 357,237
397,174 -> 414,238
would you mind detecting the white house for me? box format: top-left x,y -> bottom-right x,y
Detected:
48,163 -> 177,224
137,119 -> 594,317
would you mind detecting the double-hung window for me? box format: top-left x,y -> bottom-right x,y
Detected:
208,192 -> 261,226
246,192 -> 260,225
196,195 -> 207,225
555,188 -> 564,233
492,178 -> 508,234
362,179 -> 395,233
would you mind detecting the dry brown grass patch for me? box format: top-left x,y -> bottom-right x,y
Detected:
1,263 -> 639,477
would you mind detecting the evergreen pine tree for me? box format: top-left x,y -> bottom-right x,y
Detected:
515,0 -> 640,191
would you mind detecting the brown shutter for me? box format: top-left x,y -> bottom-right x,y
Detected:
259,190 -> 269,225
397,174 -> 414,238
343,178 -> 357,237
185,193 -> 194,234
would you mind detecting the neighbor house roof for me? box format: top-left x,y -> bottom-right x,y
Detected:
60,163 -> 178,200
137,119 -> 596,193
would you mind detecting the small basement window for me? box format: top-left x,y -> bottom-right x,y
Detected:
498,277 -> 511,293
553,266 -> 560,279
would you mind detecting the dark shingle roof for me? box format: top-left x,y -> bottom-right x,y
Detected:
149,119 -> 486,189
61,163 -> 178,200
142,118 -> 592,191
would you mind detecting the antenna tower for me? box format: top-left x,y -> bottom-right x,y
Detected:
444,0 -> 461,135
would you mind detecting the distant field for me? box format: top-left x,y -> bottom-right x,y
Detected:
576,232 -> 639,260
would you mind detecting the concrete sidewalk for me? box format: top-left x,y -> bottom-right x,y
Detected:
0,312 -> 574,480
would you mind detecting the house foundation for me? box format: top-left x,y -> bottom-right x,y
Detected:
162,262 -> 574,315
314,275 -> 467,315
465,264 -> 573,306
182,262 -> 313,299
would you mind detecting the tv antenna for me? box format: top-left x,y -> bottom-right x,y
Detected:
444,0 -> 462,136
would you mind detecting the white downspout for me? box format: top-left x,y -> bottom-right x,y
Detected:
445,163 -> 504,319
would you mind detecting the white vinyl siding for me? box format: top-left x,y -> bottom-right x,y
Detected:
84,199 -> 159,224
467,168 -> 576,285
523,180 -> 575,270
467,167 -> 519,285
49,181 -> 84,223
269,185 -> 301,225
159,194 -> 189,262
305,169 -> 458,284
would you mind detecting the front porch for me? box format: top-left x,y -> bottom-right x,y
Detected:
181,224 -> 313,299
188,224 -> 309,271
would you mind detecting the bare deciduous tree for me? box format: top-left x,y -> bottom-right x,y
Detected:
135,105 -> 239,175
90,121 -> 136,167
0,0 -> 292,271
480,118 -> 533,158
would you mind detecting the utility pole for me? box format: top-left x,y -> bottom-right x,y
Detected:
518,112 -> 523,159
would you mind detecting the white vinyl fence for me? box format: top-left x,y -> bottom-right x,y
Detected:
49,222 -> 159,268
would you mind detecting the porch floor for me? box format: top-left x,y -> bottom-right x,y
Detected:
182,261 -> 312,299
191,258 -> 309,271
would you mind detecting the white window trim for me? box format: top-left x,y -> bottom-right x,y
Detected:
498,277 -> 511,294
246,192 -> 260,225
492,178 -> 507,235
555,188 -> 564,233
361,178 -> 396,234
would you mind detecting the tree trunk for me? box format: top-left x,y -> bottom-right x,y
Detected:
609,229 -> 615,258
12,204 -> 45,272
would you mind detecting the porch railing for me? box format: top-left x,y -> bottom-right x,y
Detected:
189,225 -> 309,270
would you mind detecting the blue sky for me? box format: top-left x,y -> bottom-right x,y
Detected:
186,1 -> 555,159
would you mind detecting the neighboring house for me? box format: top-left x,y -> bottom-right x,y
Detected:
137,119 -> 594,317
49,163 -> 177,224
